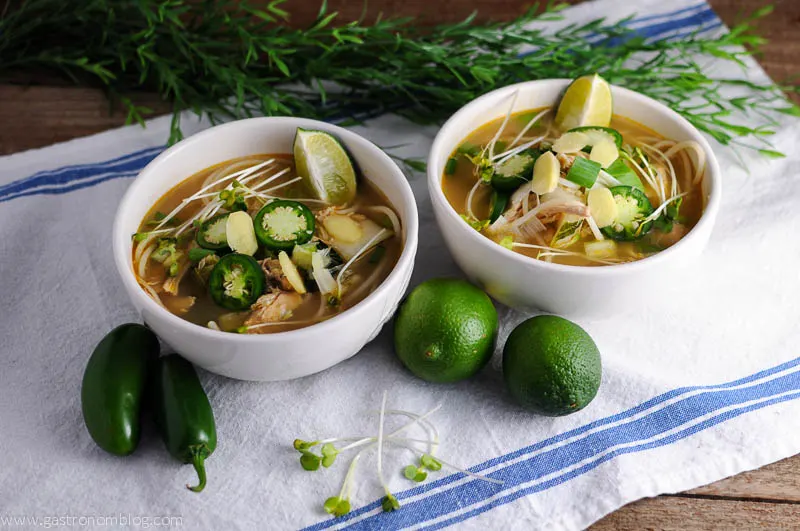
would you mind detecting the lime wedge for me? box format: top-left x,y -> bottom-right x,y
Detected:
293,128 -> 357,205
554,74 -> 613,131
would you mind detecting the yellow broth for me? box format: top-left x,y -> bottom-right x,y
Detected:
134,154 -> 401,333
442,109 -> 704,266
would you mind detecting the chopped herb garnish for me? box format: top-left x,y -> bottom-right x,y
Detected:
444,157 -> 458,175
188,248 -> 217,263
457,143 -> 481,158
460,214 -> 490,232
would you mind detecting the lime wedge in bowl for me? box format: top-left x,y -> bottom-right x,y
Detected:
554,74 -> 613,131
293,128 -> 357,205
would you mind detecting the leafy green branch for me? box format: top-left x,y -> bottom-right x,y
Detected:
0,0 -> 796,155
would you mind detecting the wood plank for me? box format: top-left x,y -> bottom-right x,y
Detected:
0,85 -> 168,155
1,0 -> 797,155
688,456 -> 800,502
591,495 -> 800,530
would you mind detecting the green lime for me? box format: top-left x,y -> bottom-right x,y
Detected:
394,279 -> 498,383
293,128 -> 357,205
503,315 -> 601,416
554,74 -> 613,131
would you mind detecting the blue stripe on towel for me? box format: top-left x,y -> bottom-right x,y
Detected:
0,146 -> 161,201
302,356 -> 800,530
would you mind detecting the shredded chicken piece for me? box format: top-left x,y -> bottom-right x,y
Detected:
243,291 -> 304,332
194,254 -> 219,286
557,153 -> 576,173
162,259 -> 191,295
259,258 -> 293,292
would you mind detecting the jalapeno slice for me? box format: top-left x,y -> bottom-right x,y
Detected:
253,200 -> 315,250
207,253 -> 265,311
600,185 -> 655,241
196,213 -> 230,250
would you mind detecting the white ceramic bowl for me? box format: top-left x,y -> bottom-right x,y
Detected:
113,117 -> 418,381
427,79 -> 721,317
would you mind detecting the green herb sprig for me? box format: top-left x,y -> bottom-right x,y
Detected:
1,1 -> 796,157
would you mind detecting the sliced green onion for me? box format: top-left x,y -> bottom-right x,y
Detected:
489,191 -> 509,223
445,157 -> 458,175
565,157 -> 602,188
606,158 -> 644,190
457,143 -> 480,157
188,247 -> 217,262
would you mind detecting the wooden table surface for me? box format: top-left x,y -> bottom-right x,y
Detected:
3,1 -> 799,528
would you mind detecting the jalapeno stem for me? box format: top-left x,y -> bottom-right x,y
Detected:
186,447 -> 208,493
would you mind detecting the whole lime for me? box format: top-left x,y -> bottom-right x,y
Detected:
393,279 -> 498,383
503,315 -> 602,416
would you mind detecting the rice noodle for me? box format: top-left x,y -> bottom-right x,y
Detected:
586,216 -> 604,241
494,135 -> 547,166
367,206 -> 401,235
504,108 -> 550,154
137,277 -> 165,307
664,141 -> 706,186
465,178 -> 483,220
623,154 -> 663,205
137,243 -> 157,279
344,258 -> 388,303
487,90 -> 519,159
336,229 -> 389,297
558,178 -> 581,190
512,242 -> 622,266
336,203 -> 360,215
638,143 -> 679,197
511,199 -> 588,229
134,233 -> 160,262
521,192 -> 530,215
313,293 -> 328,319
677,149 -> 692,190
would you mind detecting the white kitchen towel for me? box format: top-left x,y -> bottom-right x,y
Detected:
2,1 -> 799,530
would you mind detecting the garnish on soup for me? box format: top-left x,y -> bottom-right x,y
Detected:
132,129 -> 402,333
442,74 -> 706,266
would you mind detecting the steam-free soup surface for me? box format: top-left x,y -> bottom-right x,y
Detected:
442,108 -> 705,266
133,153 -> 401,333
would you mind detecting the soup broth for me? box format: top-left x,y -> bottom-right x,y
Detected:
442,107 -> 705,266
133,151 -> 402,334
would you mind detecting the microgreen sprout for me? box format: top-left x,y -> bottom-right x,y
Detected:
420,454 -> 442,471
292,394 -> 501,518
299,451 -> 321,472
381,494 -> 401,513
293,439 -> 319,451
323,497 -> 351,517
403,465 -> 427,483
321,443 -> 339,468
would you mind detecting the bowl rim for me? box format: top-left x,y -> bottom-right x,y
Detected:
426,78 -> 722,277
113,116 -> 419,341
